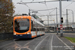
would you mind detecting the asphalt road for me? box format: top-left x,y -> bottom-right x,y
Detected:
0,33 -> 75,50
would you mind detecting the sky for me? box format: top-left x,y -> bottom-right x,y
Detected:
12,0 -> 75,24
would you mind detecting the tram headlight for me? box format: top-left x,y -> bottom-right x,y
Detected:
27,32 -> 30,34
14,33 -> 16,35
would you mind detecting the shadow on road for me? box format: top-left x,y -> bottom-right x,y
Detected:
15,38 -> 34,41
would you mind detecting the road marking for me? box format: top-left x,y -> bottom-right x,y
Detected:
13,38 -> 38,50
34,36 -> 48,50
23,39 -> 35,47
56,35 -> 72,50
50,34 -> 54,50
14,35 -> 46,50
0,42 -> 14,48
23,35 -> 46,47
15,46 -> 31,50
3,40 -> 22,49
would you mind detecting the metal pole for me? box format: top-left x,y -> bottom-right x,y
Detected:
54,20 -> 55,31
56,7 -> 58,35
47,16 -> 49,32
47,16 -> 49,26
71,10 -> 74,31
29,9 -> 30,16
72,10 -> 74,23
48,16 -> 49,31
59,0 -> 63,37
66,9 -> 68,28
48,16 -> 49,26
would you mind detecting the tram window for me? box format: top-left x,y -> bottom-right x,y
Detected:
42,28 -> 44,31
14,19 -> 29,33
32,28 -> 36,31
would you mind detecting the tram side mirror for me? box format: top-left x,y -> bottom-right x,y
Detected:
15,20 -> 17,23
15,20 -> 18,24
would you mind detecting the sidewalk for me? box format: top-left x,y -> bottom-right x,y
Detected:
57,34 -> 75,50
57,34 -> 75,45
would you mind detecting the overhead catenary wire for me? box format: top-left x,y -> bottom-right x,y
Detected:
37,8 -> 69,17
49,8 -> 56,14
19,0 -> 74,10
44,0 -> 51,14
18,0 -> 56,13
31,8 -> 56,16
63,1 -> 74,9
37,8 -> 56,16
32,0 -> 34,1
20,0 -> 22,2
19,0 -> 31,9
57,8 -> 66,16
17,0 -> 58,4
18,0 -> 72,17
34,8 -> 56,11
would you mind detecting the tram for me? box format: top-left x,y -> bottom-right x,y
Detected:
13,15 -> 45,39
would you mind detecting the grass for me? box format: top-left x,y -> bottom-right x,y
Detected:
65,37 -> 75,43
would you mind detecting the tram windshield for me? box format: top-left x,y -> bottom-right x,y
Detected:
14,19 -> 29,33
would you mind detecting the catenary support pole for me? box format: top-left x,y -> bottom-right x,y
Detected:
59,0 -> 63,37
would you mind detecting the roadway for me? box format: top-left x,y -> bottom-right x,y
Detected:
0,33 -> 75,50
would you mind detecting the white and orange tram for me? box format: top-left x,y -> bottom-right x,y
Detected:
13,15 -> 45,39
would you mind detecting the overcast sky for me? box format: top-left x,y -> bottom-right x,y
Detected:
12,0 -> 75,24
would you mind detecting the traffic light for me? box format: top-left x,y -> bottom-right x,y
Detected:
61,17 -> 63,23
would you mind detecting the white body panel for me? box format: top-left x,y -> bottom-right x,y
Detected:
31,31 -> 45,37
31,31 -> 36,36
